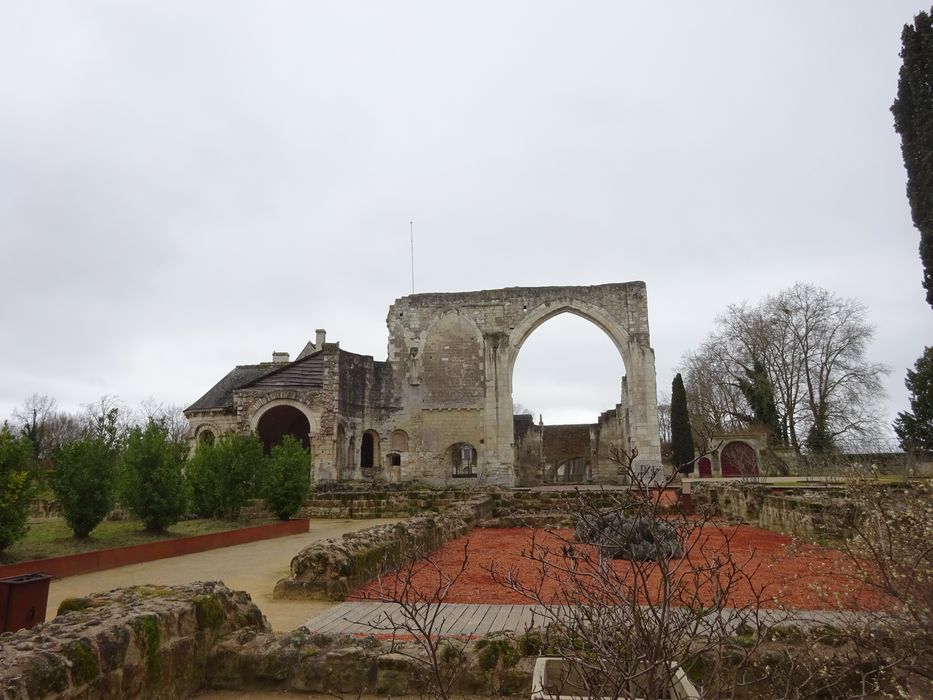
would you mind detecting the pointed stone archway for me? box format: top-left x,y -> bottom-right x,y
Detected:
387,282 -> 661,486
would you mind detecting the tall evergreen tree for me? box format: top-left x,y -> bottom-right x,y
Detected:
737,359 -> 783,444
894,346 -> 933,451
892,7 -> 933,310
670,373 -> 695,474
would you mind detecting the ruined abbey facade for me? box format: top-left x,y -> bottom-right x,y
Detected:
184,282 -> 661,487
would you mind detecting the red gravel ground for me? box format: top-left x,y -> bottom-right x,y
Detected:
353,525 -> 890,611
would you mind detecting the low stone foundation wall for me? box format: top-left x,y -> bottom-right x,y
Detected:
0,582 -> 268,699
757,494 -> 849,539
303,489 -> 467,518
205,628 -> 536,696
274,494 -> 496,601
691,483 -> 849,540
303,486 -> 652,520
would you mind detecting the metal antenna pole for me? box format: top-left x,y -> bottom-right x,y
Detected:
410,220 -> 415,293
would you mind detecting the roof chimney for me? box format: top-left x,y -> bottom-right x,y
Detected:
272,351 -> 289,364
315,329 -> 326,348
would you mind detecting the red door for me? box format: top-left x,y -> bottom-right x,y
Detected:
720,441 -> 758,477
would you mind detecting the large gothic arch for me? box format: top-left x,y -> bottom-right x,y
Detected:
387,282 -> 661,485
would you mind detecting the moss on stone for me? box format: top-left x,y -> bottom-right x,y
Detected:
193,595 -> 224,629
134,615 -> 162,682
26,653 -> 69,696
57,597 -> 92,615
476,637 -> 520,671
66,640 -> 99,685
128,584 -> 175,598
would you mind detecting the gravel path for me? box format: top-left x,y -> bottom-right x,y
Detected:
43,518 -> 400,631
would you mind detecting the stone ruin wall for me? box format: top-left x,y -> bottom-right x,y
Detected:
0,582 -> 267,699
186,282 -> 662,487
383,282 -> 662,486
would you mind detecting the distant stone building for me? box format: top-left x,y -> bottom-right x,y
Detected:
184,283 -> 662,487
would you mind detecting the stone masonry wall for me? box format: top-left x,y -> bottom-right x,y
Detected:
302,487 -> 641,520
691,483 -> 850,540
204,628 -> 537,696
0,582 -> 268,699
274,494 -> 495,601
384,283 -> 662,487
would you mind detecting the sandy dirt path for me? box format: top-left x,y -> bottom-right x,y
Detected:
44,518 -> 399,632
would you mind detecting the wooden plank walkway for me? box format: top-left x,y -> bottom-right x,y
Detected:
303,602 -> 550,638
302,602 -> 865,639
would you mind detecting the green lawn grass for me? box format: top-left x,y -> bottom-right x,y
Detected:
1,516 -> 277,564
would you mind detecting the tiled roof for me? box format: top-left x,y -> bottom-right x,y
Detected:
185,365 -> 277,412
242,353 -> 324,389
185,352 -> 325,414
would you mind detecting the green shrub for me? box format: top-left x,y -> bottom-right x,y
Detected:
262,435 -> 310,520
0,425 -> 35,552
121,420 -> 187,532
186,433 -> 262,520
52,437 -> 117,538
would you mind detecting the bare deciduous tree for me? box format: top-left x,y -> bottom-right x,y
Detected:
12,393 -> 57,457
681,283 -> 888,453
138,397 -> 190,445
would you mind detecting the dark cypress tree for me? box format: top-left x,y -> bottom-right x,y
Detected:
737,359 -> 783,444
894,346 -> 933,451
670,373 -> 695,474
892,7 -> 933,310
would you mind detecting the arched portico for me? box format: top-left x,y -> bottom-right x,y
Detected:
248,398 -> 320,434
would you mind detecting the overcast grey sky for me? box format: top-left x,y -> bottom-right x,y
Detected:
1,1 -> 931,433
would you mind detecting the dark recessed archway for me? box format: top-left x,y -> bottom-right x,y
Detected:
257,405 -> 310,454
360,430 -> 380,473
553,456 -> 586,484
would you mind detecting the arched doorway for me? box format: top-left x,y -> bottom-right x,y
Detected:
697,456 -> 712,478
256,405 -> 310,454
720,441 -> 759,477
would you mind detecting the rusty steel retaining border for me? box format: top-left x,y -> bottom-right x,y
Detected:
0,518 -> 310,580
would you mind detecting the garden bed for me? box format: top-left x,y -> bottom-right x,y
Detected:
0,518 -> 309,579
352,525 -> 890,611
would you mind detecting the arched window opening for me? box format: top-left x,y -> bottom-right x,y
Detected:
390,429 -> 409,452
256,405 -> 310,454
450,442 -> 477,478
361,433 -> 374,469
198,430 -> 215,447
360,431 -> 380,475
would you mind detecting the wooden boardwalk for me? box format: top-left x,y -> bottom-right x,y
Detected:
302,602 -> 551,638
301,602 -> 857,639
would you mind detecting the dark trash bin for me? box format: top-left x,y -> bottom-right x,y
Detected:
0,573 -> 52,632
